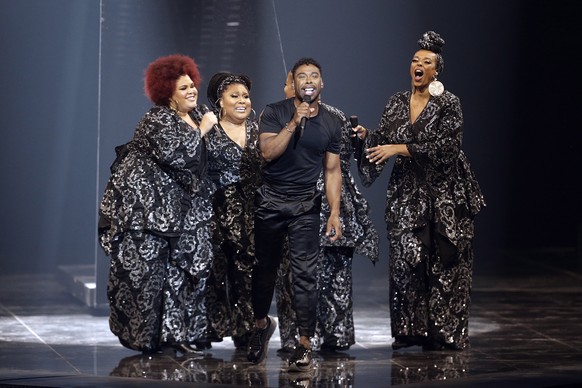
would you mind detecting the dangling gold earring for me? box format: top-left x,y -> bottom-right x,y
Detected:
428,73 -> 444,96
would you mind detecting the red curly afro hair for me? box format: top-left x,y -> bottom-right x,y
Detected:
144,54 -> 201,106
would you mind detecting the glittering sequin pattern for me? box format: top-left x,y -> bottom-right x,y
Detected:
98,105 -> 209,351
359,90 -> 485,349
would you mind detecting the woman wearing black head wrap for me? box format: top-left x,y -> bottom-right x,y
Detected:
194,71 -> 264,349
354,31 -> 485,350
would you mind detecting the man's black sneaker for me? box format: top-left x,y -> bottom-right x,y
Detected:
247,316 -> 277,364
288,344 -> 312,372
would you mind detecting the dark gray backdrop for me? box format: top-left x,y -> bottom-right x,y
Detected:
1,1 -> 579,300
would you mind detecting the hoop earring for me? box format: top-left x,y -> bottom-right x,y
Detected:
249,108 -> 257,121
428,76 -> 444,97
219,107 -> 225,120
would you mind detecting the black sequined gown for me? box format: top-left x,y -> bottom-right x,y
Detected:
275,103 -> 380,351
98,105 -> 208,352
359,90 -> 485,349
201,119 -> 263,347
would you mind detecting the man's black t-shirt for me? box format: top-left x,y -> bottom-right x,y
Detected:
259,98 -> 341,195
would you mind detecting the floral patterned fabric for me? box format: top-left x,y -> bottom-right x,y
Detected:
201,119 -> 263,346
359,90 -> 485,349
98,105 -> 208,351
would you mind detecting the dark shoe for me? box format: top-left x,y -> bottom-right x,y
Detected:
320,342 -> 350,352
288,344 -> 312,372
141,347 -> 162,355
192,339 -> 212,350
166,343 -> 204,356
422,338 -> 462,351
160,344 -> 204,356
422,338 -> 444,351
392,335 -> 425,350
247,316 -> 277,364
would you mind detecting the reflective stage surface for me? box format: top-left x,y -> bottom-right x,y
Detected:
1,248 -> 582,387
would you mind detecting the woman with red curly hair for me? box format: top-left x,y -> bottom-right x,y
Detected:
98,54 -> 218,355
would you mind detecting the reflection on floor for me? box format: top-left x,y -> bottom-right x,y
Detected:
1,247 -> 582,387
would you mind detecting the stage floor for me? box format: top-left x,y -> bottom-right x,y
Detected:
1,248 -> 582,387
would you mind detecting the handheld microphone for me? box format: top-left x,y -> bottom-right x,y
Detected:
298,95 -> 312,137
349,115 -> 359,146
349,115 -> 363,160
197,104 -> 220,132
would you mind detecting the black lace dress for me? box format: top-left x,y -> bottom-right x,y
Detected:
359,90 -> 485,349
200,119 -> 263,347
